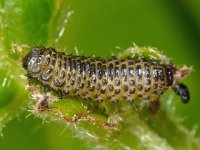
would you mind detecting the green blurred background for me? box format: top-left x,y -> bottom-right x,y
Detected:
1,0 -> 200,149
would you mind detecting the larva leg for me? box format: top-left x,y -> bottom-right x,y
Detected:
149,100 -> 160,114
43,85 -> 49,93
58,90 -> 63,99
149,94 -> 160,114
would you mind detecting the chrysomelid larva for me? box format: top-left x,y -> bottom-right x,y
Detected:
23,46 -> 191,104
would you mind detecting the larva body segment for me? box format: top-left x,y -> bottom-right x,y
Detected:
23,47 -> 191,103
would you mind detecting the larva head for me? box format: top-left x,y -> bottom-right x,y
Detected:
23,47 -> 46,78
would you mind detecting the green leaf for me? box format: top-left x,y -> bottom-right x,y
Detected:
2,0 -> 55,52
1,0 -> 200,150
0,0 -> 56,133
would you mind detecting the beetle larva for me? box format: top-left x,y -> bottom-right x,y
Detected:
22,46 -> 191,103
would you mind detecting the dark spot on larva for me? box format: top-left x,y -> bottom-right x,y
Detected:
158,90 -> 163,96
115,89 -> 120,94
120,59 -> 126,62
94,94 -> 98,98
81,62 -> 86,73
121,64 -> 127,81
143,96 -> 150,100
153,91 -> 157,94
46,66 -> 53,74
91,77 -> 96,84
129,80 -> 135,86
51,59 -> 56,66
114,66 -> 120,77
136,65 -> 142,81
58,53 -> 62,59
122,96 -> 127,99
70,79 -> 75,85
115,79 -> 120,86
62,62 -> 66,68
138,94 -> 142,97
127,99 -> 133,103
64,89 -> 69,95
90,58 -> 95,63
76,59 -> 81,73
144,87 -> 150,92
60,71 -> 65,79
66,58 -> 71,71
109,56 -> 117,60
71,60 -> 76,73
82,74 -> 86,80
102,65 -> 107,77
48,47 -> 56,52
63,56 -> 67,61
97,63 -> 102,79
40,74 -> 52,81
100,89 -> 106,94
79,83 -> 84,88
86,80 -> 90,88
89,85 -> 95,91
128,61 -> 133,65
129,67 -> 134,78
91,63 -> 96,75
57,61 -> 62,68
158,67 -> 165,81
82,92 -> 87,96
85,97 -> 91,101
52,53 -> 56,58
43,85 -> 49,92
107,96 -> 112,100
45,57 -> 50,65
98,99 -> 103,103
158,83 -> 164,88
108,63 -> 114,80
48,50 -> 52,56
108,84 -> 113,91
166,67 -> 174,86
77,77 -> 81,83
54,69 -> 58,76
54,79 -> 65,87
137,84 -> 143,91
153,84 -> 158,89
96,83 -> 101,90
123,84 -> 128,92
129,89 -> 135,94
115,61 -> 120,65
74,94 -> 80,98
102,79 -> 107,86
67,74 -> 71,80
144,67 -> 150,78
73,88 -> 78,93
153,67 -> 158,81
145,79 -> 151,85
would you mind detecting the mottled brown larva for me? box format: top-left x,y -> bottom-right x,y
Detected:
22,46 -> 192,104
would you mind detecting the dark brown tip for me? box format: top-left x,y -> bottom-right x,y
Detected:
173,83 -> 190,104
